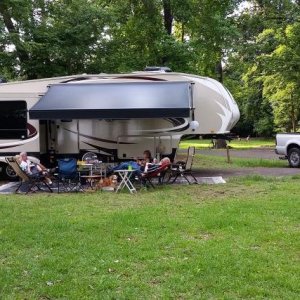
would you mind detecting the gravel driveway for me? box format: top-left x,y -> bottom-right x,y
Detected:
193,166 -> 300,180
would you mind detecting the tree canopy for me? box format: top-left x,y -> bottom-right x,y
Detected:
1,0 -> 300,135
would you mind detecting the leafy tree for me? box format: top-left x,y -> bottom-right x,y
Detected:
225,0 -> 300,136
88,0 -> 196,73
0,0 -> 243,79
260,22 -> 300,132
184,0 -> 241,82
0,0 -> 107,79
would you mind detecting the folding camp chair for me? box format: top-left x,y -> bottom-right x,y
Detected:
5,157 -> 53,194
140,160 -> 171,188
169,146 -> 198,184
56,158 -> 83,193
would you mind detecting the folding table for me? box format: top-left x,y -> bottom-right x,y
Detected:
114,169 -> 137,193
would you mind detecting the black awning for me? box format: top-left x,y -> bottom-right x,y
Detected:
29,81 -> 192,120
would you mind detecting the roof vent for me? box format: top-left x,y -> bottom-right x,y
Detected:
144,66 -> 172,73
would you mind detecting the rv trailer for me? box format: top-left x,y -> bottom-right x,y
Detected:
0,71 -> 240,179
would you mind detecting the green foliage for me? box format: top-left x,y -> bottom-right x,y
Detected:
0,0 -> 241,79
258,22 -> 300,132
187,0 -> 241,79
225,0 -> 300,136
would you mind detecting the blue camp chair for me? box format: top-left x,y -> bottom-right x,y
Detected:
57,158 -> 83,193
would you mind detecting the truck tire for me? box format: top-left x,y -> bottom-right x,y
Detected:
287,147 -> 300,168
0,162 -> 17,180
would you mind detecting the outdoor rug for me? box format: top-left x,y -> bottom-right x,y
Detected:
0,181 -> 58,194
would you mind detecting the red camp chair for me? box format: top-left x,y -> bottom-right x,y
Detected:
140,161 -> 171,188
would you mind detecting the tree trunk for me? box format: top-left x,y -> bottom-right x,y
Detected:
214,139 -> 227,149
215,60 -> 223,83
291,95 -> 296,132
162,0 -> 173,35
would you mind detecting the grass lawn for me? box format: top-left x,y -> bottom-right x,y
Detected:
192,154 -> 287,169
0,177 -> 299,299
173,152 -> 287,169
180,138 -> 275,149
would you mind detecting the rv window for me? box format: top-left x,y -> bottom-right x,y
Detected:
0,100 -> 27,139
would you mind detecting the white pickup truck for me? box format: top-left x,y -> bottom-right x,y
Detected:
275,133 -> 300,167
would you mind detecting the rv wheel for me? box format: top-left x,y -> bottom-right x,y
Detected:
0,163 -> 17,180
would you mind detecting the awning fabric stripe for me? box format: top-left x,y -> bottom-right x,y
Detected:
29,81 -> 192,120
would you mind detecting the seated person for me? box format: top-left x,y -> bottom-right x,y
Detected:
110,160 -> 142,176
144,157 -> 171,173
18,152 -> 53,184
136,150 -> 153,171
108,150 -> 153,176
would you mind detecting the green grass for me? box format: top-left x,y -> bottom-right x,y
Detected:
192,154 -> 287,169
180,138 -> 275,149
173,152 -> 286,169
1,177 -> 299,299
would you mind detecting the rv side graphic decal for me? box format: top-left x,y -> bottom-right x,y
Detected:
0,123 -> 38,150
63,128 -> 134,145
127,118 -> 189,134
82,142 -> 117,156
215,102 -> 232,133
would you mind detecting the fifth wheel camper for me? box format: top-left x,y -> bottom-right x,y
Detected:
0,71 -> 239,179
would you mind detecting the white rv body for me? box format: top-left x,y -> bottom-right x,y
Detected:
0,72 -> 239,178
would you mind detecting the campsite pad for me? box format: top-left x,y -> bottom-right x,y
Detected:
169,176 -> 226,185
197,176 -> 226,184
0,181 -> 58,194
0,182 -> 26,194
0,182 -> 19,194
0,176 -> 226,194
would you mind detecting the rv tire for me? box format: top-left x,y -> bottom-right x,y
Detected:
0,162 -> 17,180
